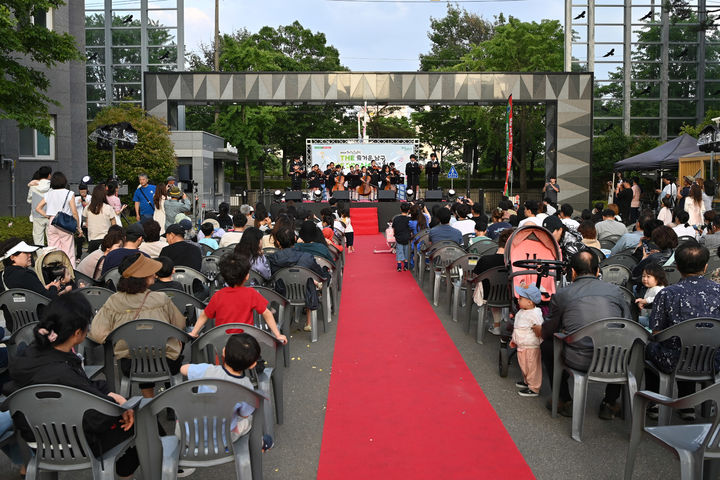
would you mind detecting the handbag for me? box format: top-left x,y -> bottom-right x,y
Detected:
50,191 -> 78,234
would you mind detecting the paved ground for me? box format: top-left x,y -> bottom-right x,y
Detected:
0,260 -> 681,479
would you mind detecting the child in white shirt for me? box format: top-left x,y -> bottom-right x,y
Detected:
510,283 -> 544,397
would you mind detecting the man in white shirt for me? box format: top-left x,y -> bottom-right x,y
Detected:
26,166 -> 52,245
655,175 -> 677,209
219,214 -> 247,247
452,202 -> 476,236
558,204 -> 579,230
518,200 -> 542,227
595,209 -> 628,239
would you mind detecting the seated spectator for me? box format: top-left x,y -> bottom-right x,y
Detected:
610,211 -> 655,256
148,256 -> 184,291
657,197 -> 674,226
644,242 -> 720,420
469,218 -> 491,245
89,253 -> 186,398
542,215 -> 585,261
0,238 -> 68,298
452,203 -> 475,236
0,406 -> 25,475
295,221 -> 334,263
635,263 -> 668,329
559,204 -> 579,230
580,209 -> 592,222
428,208 -> 462,245
700,216 -> 720,252
160,223 -> 202,272
77,226 -> 124,280
486,207 -> 511,240
595,209 -> 627,239
262,214 -> 294,249
590,202 -> 604,224
254,204 -> 272,231
518,200 -> 542,227
83,184 -> 117,254
138,219 -> 167,258
577,221 -> 601,249
473,228 -> 514,335
9,292 -> 139,477
198,217 -> 225,240
234,227 -> 272,281
631,225 -> 678,285
543,198 -> 557,216
188,254 -> 286,343
199,222 -> 219,251
323,227 -> 343,253
101,222 -> 148,275
219,213 -> 247,248
542,251 -> 632,419
672,211 -> 697,239
216,202 -> 233,230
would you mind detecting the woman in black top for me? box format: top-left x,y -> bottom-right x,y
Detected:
8,292 -> 138,477
217,202 -> 233,230
0,238 -> 69,298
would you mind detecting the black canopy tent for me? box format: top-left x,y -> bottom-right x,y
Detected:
613,133 -> 698,171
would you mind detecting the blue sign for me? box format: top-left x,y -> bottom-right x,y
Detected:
447,166 -> 459,179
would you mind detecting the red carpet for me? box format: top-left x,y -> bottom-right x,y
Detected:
317,235 -> 535,480
349,207 -> 378,235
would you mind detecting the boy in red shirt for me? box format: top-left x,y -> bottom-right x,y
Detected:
189,254 -> 287,344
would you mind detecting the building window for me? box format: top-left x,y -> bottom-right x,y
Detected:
19,118 -> 55,159
31,8 -> 53,30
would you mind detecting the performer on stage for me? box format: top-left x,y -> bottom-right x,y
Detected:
290,163 -> 305,191
346,165 -> 361,200
357,166 -> 373,200
324,162 -> 335,197
307,164 -> 323,193
369,161 -> 381,201
426,152 -> 441,191
405,154 -> 422,195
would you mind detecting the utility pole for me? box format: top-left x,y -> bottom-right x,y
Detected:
214,0 -> 220,126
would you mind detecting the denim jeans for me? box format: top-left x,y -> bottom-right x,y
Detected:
0,411 -> 24,465
395,243 -> 409,263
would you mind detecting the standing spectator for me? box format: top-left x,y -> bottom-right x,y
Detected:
645,242 -> 720,420
630,177 -> 642,224
152,182 -> 167,235
615,179 -> 633,224
405,154 -> 422,195
163,186 -> 191,229
428,208 -> 462,245
595,209 -> 628,239
655,175 -> 677,209
133,173 -> 156,222
26,166 -> 52,245
74,183 -> 89,260
392,203 -> 412,272
160,223 -> 202,271
84,185 -> 117,254
684,183 -> 706,227
106,180 -> 126,225
35,172 -> 82,265
542,176 -> 560,205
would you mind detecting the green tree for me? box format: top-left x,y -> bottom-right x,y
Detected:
0,0 -> 84,135
87,104 -> 176,189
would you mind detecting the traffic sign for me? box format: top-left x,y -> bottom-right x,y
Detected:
447,166 -> 459,179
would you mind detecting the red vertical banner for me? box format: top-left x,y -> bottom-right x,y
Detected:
504,95 -> 513,196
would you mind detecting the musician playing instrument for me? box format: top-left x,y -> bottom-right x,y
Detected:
332,165 -> 346,191
346,165 -> 361,200
307,164 -> 323,191
324,162 -> 335,196
369,161 -> 381,201
290,163 -> 305,191
405,154 -> 422,194
357,166 -> 373,200
426,152 -> 441,191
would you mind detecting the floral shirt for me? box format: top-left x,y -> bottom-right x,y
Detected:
649,275 -> 720,331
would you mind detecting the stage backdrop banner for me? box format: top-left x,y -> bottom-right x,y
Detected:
308,140 -> 417,172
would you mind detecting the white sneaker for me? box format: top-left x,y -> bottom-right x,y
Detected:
488,326 -> 501,335
177,468 -> 196,477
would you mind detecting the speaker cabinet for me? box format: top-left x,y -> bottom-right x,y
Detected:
425,190 -> 443,201
377,190 -> 397,202
332,191 -> 350,201
284,191 -> 303,202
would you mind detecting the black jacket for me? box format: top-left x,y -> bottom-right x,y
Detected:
1,265 -> 58,298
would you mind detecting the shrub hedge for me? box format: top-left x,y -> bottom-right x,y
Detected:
0,217 -> 34,244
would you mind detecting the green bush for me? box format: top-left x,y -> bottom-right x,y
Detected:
0,217 -> 33,243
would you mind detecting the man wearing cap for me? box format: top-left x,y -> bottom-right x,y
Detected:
0,238 -> 69,298
405,154 -> 422,195
133,173 -> 156,222
166,176 -> 177,187
101,223 -> 149,275
163,186 -> 191,230
541,251 -> 632,420
426,153 -> 440,191
160,223 -> 202,272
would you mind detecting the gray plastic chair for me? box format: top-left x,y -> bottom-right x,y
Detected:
446,254 -> 480,321
252,286 -> 292,367
76,286 -> 114,318
0,288 -> 49,332
172,266 -> 211,301
663,265 -> 683,285
599,234 -> 622,250
134,379 -> 265,480
552,318 -> 650,442
6,321 -> 37,359
462,233 -> 476,248
649,318 -> 720,426
199,243 -> 216,257
103,319 -> 191,397
314,255 -> 339,319
156,288 -> 208,330
210,245 -> 235,258
73,270 -> 96,289
410,230 -> 431,278
191,323 -> 284,439
247,269 -> 268,287
417,240 -> 458,286
624,382 -> 720,480
678,235 -> 697,245
1,384 -> 139,480
270,266 -> 329,343
99,266 -> 121,291
473,267 -> 511,344
428,245 -> 466,300
599,264 -> 632,287
600,254 -> 639,271
200,255 -> 221,279
467,240 -> 499,257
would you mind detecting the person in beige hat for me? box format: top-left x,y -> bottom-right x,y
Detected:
89,252 -> 186,398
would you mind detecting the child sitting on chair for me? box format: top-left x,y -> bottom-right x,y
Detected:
510,282 -> 544,397
180,333 -> 273,450
188,253 -> 287,344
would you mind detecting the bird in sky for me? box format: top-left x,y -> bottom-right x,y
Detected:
573,10 -> 586,20
121,14 -> 133,24
639,10 -> 654,21
602,49 -> 615,57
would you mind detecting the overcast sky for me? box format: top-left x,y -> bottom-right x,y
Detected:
182,0 -> 566,71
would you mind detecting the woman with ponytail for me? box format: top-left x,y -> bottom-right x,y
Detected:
8,292 -> 138,478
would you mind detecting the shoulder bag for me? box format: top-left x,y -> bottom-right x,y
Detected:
50,191 -> 78,234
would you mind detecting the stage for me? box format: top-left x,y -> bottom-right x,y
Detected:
268,200 -> 446,232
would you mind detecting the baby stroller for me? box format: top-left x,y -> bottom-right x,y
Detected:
34,247 -> 76,288
498,225 -> 565,377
